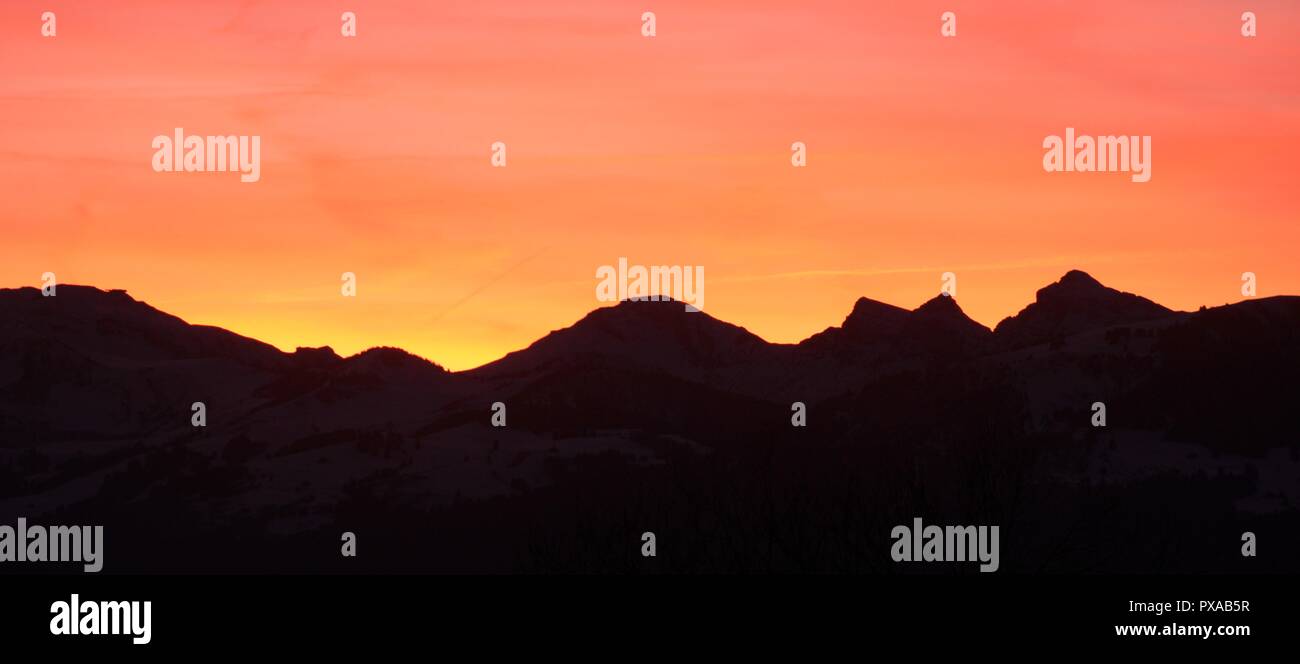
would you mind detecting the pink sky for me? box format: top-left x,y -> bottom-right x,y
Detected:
2,1 -> 1298,369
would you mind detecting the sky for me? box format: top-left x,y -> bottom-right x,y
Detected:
2,1 -> 1298,370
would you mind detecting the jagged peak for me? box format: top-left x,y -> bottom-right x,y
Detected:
1032,270 -> 1171,310
842,296 -> 909,328
848,296 -> 908,317
291,346 -> 342,368
993,270 -> 1175,345
914,293 -> 964,315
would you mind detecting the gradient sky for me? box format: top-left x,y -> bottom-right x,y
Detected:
2,1 -> 1298,370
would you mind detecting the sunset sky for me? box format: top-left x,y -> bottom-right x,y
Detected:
2,1 -> 1297,370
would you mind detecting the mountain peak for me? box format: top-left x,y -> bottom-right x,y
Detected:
914,292 -> 962,315
801,291 -> 991,356
344,346 -> 448,376
910,293 -> 992,339
843,296 -> 910,330
850,295 -> 903,314
1039,270 -> 1117,303
291,346 -> 342,369
609,296 -> 690,313
0,283 -> 286,368
1057,269 -> 1103,289
472,296 -> 770,377
994,271 -> 1176,348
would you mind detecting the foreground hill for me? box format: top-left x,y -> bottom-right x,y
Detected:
1,273 -> 1297,573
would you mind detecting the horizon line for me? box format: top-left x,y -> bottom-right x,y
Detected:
4,270 -> 1285,373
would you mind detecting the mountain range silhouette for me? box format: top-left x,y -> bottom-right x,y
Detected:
2,271 -> 1298,573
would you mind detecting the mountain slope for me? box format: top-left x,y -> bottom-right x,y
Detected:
0,286 -> 289,440
994,270 -> 1177,349
2,279 -> 1299,573
469,298 -> 779,380
800,292 -> 990,362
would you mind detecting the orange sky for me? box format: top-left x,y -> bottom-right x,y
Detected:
2,1 -> 1298,370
